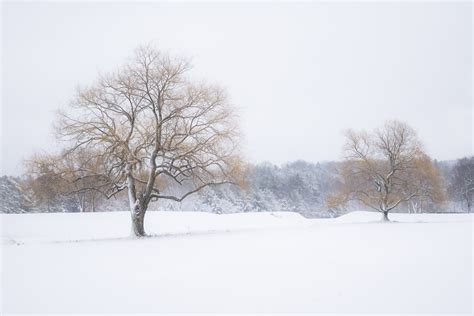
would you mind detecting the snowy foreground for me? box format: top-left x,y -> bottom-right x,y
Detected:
1,211 -> 472,314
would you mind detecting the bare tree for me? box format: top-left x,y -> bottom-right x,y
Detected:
54,45 -> 243,236
449,157 -> 474,213
327,121 -> 445,221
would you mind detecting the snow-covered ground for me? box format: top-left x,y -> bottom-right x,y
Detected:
1,211 -> 472,314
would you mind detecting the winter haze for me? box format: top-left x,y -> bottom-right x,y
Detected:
1,1 -> 472,175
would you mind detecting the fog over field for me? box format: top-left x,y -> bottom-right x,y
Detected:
1,1 -> 472,315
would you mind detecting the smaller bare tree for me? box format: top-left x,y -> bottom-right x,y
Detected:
25,151 -> 107,212
328,120 -> 445,221
24,154 -> 68,212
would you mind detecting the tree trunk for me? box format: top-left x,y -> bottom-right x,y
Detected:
131,205 -> 146,237
382,211 -> 390,222
127,172 -> 147,237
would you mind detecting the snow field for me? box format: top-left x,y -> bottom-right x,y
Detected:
1,211 -> 472,313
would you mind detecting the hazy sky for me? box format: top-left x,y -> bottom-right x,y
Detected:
1,1 -> 472,176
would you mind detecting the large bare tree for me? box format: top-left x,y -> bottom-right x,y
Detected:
328,121 -> 445,221
54,45 -> 243,236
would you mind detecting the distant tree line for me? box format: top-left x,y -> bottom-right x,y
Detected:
1,155 -> 472,216
444,156 -> 474,213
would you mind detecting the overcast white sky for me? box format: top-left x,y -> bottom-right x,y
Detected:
1,1 -> 472,176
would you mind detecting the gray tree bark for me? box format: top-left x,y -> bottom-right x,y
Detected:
131,202 -> 146,237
